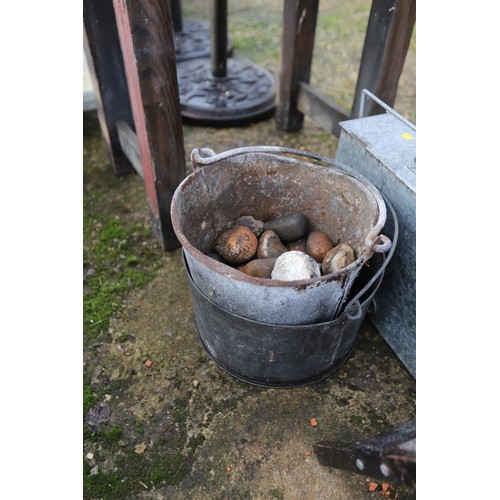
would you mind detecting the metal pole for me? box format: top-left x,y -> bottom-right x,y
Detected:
170,0 -> 183,33
211,0 -> 227,77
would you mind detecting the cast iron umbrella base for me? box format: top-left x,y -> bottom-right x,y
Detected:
173,20 -> 233,63
176,58 -> 276,125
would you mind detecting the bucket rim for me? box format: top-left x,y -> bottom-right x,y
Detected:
183,250 -> 385,328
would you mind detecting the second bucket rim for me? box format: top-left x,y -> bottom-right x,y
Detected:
182,250 -> 385,328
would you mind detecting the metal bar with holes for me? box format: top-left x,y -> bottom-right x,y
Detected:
314,419 -> 416,487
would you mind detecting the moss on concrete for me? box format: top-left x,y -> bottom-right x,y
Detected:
83,115 -> 166,344
83,214 -> 164,340
83,384 -> 98,415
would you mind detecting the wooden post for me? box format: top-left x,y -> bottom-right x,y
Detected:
351,0 -> 416,118
275,0 -> 319,132
83,0 -> 135,176
113,0 -> 186,251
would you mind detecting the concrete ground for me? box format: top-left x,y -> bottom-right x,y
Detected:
83,1 -> 416,498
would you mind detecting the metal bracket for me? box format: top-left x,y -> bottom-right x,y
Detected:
314,419 -> 416,487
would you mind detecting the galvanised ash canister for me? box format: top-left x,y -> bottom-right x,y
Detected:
171,146 -> 391,325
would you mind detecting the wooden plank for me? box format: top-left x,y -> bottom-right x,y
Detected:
117,121 -> 143,179
351,0 -> 416,118
275,0 -> 319,132
113,0 -> 186,251
297,82 -> 350,137
83,0 -> 135,176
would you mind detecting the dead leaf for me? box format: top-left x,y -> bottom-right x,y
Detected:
368,481 -> 378,492
134,442 -> 147,454
310,418 -> 318,427
381,483 -> 390,493
85,403 -> 111,431
145,359 -> 153,367
305,450 -> 312,456
226,466 -> 232,472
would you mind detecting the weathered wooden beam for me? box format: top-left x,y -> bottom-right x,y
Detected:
275,0 -> 319,132
113,0 -> 186,251
116,120 -> 143,179
297,82 -> 350,137
83,0 -> 135,176
352,0 -> 416,118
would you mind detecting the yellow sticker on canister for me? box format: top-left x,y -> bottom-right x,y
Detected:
401,132 -> 414,140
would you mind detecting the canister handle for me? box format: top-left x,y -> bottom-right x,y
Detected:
343,197 -> 398,320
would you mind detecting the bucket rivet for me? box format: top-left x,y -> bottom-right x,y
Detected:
355,458 -> 365,471
380,463 -> 390,477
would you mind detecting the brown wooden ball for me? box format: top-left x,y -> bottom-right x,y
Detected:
257,230 -> 288,259
214,225 -> 258,264
237,258 -> 277,279
321,243 -> 356,274
306,231 -> 334,262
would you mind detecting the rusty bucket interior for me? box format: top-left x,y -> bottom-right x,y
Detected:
171,146 -> 390,324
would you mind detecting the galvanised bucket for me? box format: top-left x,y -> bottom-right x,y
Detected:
183,218 -> 397,387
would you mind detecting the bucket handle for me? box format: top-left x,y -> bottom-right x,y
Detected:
344,196 -> 398,320
372,234 -> 391,253
193,146 -> 377,186
191,146 -> 389,253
